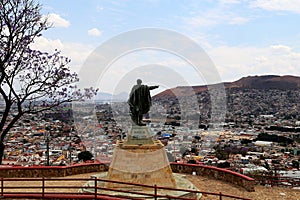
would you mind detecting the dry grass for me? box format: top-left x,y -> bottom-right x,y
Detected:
1,172 -> 300,200
186,174 -> 300,200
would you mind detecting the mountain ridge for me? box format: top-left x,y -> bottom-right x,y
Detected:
95,92 -> 128,101
154,75 -> 300,99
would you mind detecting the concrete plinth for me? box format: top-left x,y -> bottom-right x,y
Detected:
80,126 -> 201,199
105,126 -> 176,189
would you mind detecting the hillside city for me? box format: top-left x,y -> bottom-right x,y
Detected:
155,88 -> 300,174
1,85 -> 300,185
2,1 -> 300,198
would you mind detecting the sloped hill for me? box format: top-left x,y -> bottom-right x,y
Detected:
229,75 -> 300,90
154,75 -> 300,100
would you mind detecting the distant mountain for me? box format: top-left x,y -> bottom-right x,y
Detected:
95,92 -> 113,100
95,92 -> 128,101
154,75 -> 300,100
227,75 -> 300,90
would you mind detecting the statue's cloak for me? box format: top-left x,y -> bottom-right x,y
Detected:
128,85 -> 151,114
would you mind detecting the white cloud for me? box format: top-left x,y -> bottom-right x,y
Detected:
43,13 -> 70,28
184,9 -> 250,27
96,6 -> 104,12
61,42 -> 95,72
229,16 -> 250,25
30,36 -> 94,72
250,0 -> 300,14
208,44 -> 300,81
88,28 -> 102,37
90,49 -> 206,94
219,0 -> 240,4
270,45 -> 292,54
30,36 -> 64,52
186,15 -> 219,27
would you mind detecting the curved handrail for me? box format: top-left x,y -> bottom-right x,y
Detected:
0,177 -> 251,200
0,162 -> 255,191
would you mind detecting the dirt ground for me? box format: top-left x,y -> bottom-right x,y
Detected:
186,174 -> 300,200
1,172 -> 300,200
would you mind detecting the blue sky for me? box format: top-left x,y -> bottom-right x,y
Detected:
33,0 -> 300,94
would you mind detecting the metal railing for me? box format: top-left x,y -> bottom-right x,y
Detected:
0,177 -> 251,199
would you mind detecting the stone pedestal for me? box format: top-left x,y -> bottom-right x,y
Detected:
80,125 -> 201,199
105,126 -> 176,189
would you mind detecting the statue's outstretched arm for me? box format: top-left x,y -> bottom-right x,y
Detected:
149,85 -> 159,90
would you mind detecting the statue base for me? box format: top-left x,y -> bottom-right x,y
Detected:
80,126 -> 201,199
124,125 -> 154,145
105,126 -> 176,189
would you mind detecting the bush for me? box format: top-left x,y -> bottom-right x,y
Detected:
78,151 -> 93,162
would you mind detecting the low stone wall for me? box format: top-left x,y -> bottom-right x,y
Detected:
170,163 -> 255,192
0,162 -> 254,192
0,163 -> 108,178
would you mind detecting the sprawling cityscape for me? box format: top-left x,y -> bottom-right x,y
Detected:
2,76 -> 300,187
2,0 -> 300,198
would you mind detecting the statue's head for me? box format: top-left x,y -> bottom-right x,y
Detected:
137,79 -> 142,85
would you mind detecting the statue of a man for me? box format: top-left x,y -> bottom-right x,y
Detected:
128,79 -> 159,126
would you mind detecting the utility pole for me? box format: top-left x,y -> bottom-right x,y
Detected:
46,136 -> 50,166
69,142 -> 72,166
45,127 -> 51,166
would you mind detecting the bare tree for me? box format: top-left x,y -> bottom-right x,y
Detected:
0,0 -> 96,164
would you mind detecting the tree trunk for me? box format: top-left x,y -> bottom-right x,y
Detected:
0,141 -> 5,165
0,113 -> 22,165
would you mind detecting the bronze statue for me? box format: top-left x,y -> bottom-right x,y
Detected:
128,79 -> 159,126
